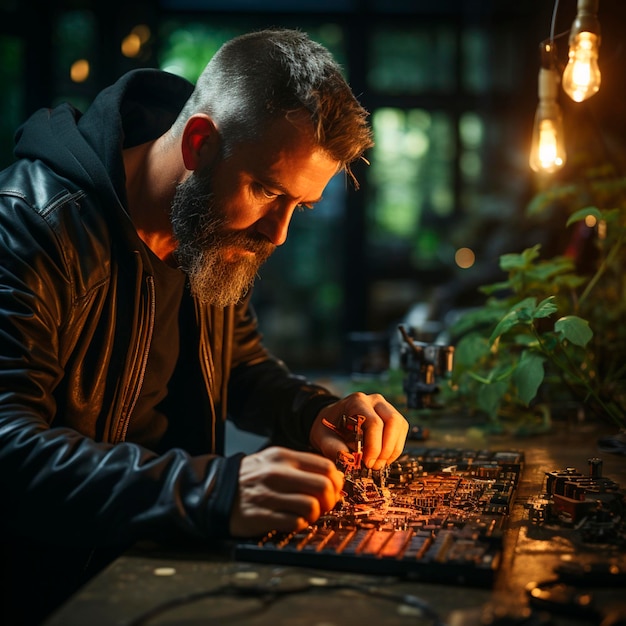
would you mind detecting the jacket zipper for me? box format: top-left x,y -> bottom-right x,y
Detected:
113,273 -> 156,443
196,300 -> 218,454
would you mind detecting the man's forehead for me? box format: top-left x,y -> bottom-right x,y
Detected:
238,118 -> 339,179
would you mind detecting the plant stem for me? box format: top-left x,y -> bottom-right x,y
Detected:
531,326 -> 625,429
579,231 -> 624,306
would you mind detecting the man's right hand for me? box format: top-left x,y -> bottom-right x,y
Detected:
229,446 -> 344,537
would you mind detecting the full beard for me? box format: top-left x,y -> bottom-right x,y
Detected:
170,170 -> 275,307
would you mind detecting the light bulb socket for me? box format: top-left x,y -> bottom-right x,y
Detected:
539,40 -> 558,69
569,0 -> 601,44
538,67 -> 559,101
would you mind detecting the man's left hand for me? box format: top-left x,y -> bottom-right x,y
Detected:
309,392 -> 409,470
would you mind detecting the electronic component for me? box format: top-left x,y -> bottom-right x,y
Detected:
525,457 -> 626,546
321,413 -> 366,474
398,325 -> 454,410
235,447 -> 524,587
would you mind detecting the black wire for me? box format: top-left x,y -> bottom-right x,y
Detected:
126,580 -> 449,626
550,0 -> 561,44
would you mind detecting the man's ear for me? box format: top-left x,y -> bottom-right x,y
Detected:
181,114 -> 220,171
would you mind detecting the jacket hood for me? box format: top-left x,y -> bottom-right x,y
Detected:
13,68 -> 194,208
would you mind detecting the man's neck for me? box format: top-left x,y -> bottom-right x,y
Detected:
123,138 -> 183,263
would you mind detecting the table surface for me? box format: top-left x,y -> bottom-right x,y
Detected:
44,415 -> 626,626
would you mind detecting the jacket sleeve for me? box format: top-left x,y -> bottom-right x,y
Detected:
225,295 -> 341,450
0,177 -> 241,550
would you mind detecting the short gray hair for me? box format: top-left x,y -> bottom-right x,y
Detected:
170,28 -> 373,181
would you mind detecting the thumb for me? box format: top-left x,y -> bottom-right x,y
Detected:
320,435 -> 353,467
310,415 -> 353,466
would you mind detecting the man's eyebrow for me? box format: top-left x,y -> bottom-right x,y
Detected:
262,177 -> 323,205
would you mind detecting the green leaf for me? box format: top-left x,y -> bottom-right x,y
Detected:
533,296 -> 558,319
540,333 -> 559,352
477,380 -> 509,418
513,352 -> 545,405
524,257 -> 575,282
566,206 -> 602,227
514,333 -> 538,346
554,316 -> 593,347
454,333 -> 491,368
480,280 -> 512,295
449,307 -> 504,338
499,245 -> 541,271
489,309 -> 521,344
556,274 -> 587,290
489,297 -> 537,344
525,184 -> 578,216
600,207 -> 622,224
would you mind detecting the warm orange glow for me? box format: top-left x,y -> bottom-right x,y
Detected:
121,24 -> 151,58
455,247 -> 475,269
132,24 -> 151,44
70,59 -> 90,83
529,68 -> 566,173
562,32 -> 601,102
584,214 -> 597,227
121,33 -> 142,58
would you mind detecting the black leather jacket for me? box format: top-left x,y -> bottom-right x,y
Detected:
0,69 -> 339,553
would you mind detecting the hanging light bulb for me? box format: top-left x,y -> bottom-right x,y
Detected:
530,67 -> 566,173
562,0 -> 601,102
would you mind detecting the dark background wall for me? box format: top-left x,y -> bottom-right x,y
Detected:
1,0 -> 624,373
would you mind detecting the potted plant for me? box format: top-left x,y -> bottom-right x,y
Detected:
447,170 -> 626,439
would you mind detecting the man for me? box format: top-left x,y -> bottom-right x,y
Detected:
0,29 -> 408,623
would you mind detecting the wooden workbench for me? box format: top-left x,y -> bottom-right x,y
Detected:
44,416 -> 626,626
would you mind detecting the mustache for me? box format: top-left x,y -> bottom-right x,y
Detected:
171,184 -> 273,253
217,229 -> 276,257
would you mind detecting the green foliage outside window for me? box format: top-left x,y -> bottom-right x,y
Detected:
368,108 -> 454,269
448,177 -> 626,434
159,21 -> 347,83
0,36 -> 23,168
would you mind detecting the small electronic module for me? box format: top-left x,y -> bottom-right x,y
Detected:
235,446 -> 524,587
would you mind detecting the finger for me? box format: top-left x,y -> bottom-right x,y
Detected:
389,419 -> 409,462
263,447 -> 345,496
230,505 -> 310,537
265,447 -> 337,476
233,484 -> 336,537
374,412 -> 409,469
311,427 -> 352,475
362,418 -> 383,469
359,403 -> 408,469
264,467 -> 341,513
239,449 -> 343,512
246,488 -> 324,522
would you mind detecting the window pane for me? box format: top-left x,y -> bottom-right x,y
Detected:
462,27 -> 518,93
368,27 -> 456,94
53,10 -> 97,109
0,35 -> 23,168
160,0 -> 357,11
159,21 -> 245,82
159,19 -> 347,82
251,174 -> 348,369
367,107 -> 455,269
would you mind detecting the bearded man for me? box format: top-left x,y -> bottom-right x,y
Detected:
0,29 -> 408,624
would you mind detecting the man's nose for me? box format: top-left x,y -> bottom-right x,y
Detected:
256,203 -> 297,246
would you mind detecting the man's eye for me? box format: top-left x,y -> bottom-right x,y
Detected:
254,184 -> 277,200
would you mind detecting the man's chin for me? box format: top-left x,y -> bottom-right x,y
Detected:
223,246 -> 257,262
190,279 -> 252,307
187,258 -> 259,307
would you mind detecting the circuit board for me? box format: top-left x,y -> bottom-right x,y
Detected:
525,456 -> 626,546
234,447 -> 524,587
